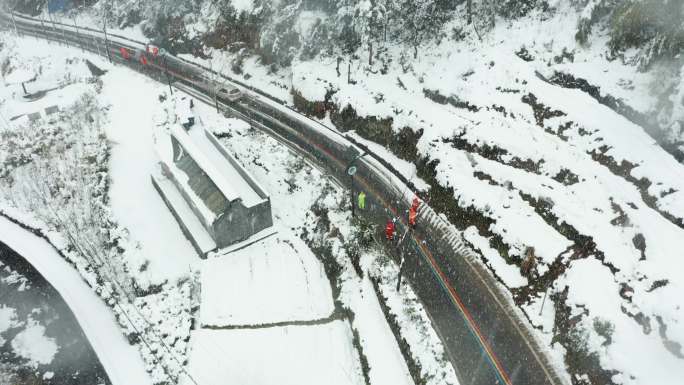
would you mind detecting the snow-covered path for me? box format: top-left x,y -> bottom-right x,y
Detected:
101,68 -> 198,283
0,216 -> 153,385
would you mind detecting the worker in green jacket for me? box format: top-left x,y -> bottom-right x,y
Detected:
358,191 -> 366,210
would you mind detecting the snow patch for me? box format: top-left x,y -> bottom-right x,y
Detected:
11,319 -> 58,367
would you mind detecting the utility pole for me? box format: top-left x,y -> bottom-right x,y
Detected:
162,52 -> 173,95
50,3 -> 70,48
72,10 -> 84,52
467,0 -> 472,25
44,1 -> 65,47
38,12 -> 48,41
10,6 -> 19,37
103,1 -> 112,63
346,151 -> 368,218
395,228 -> 410,291
368,42 -> 373,66
539,280 -> 552,316
396,255 -> 404,291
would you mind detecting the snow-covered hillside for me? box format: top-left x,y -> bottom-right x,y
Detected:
164,3 -> 684,385
286,9 -> 684,385
3,1 -> 684,385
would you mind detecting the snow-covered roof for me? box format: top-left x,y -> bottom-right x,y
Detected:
188,127 -> 266,207
169,125 -> 240,204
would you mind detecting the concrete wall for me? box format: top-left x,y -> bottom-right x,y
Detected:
213,198 -> 273,247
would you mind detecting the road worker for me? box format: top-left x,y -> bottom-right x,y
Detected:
385,219 -> 395,241
409,206 -> 417,228
409,196 -> 420,228
411,196 -> 421,211
358,191 -> 366,210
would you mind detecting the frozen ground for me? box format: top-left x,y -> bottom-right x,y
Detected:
170,95 -> 450,384
290,8 -> 684,385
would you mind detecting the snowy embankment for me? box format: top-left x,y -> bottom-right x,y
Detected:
0,217 -> 152,385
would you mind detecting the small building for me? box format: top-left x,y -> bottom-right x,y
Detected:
152,125 -> 273,257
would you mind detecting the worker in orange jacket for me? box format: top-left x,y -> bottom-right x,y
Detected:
409,196 -> 421,228
385,219 -> 396,241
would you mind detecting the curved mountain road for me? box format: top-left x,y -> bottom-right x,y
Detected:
0,10 -> 569,385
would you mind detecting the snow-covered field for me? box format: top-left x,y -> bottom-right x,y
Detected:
200,234 -> 334,326
186,321 -> 362,385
